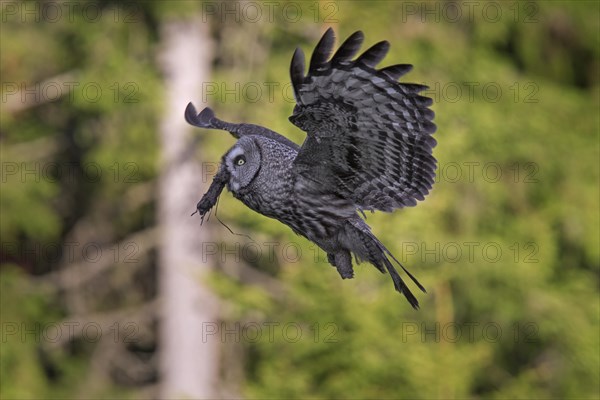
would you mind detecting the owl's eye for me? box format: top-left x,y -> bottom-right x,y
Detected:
234,155 -> 246,166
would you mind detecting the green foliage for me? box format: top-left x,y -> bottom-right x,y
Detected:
0,266 -> 58,398
1,1 -> 163,397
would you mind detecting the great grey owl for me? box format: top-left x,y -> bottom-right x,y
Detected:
185,28 -> 436,309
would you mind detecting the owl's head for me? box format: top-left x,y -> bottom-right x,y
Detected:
223,136 -> 261,192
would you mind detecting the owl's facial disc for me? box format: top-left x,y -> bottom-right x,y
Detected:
224,139 -> 261,192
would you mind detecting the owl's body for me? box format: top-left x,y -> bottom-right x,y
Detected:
229,136 -> 357,252
187,29 -> 437,309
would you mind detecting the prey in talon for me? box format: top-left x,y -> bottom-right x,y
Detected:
193,165 -> 230,224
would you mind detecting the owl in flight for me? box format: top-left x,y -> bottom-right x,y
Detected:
185,28 -> 437,309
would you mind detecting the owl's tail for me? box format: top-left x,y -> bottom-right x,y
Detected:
346,220 -> 426,309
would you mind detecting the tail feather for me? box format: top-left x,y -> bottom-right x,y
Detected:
347,219 -> 425,310
384,249 -> 427,294
380,257 -> 421,310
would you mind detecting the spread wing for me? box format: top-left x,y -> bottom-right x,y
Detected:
290,29 -> 437,212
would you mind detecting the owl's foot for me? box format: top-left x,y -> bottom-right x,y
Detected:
196,197 -> 213,215
191,165 -> 230,223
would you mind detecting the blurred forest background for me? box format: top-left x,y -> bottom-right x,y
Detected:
1,0 -> 599,399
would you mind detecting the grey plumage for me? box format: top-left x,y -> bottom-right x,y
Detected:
186,28 -> 437,309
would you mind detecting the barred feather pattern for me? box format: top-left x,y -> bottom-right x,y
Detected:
290,28 -> 437,212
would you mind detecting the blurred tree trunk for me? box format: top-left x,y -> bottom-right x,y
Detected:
157,18 -> 218,399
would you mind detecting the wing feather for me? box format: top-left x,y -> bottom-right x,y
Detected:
309,27 -> 336,72
356,41 -> 390,67
379,64 -> 414,79
290,31 -> 437,212
331,31 -> 364,63
290,48 -> 306,102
